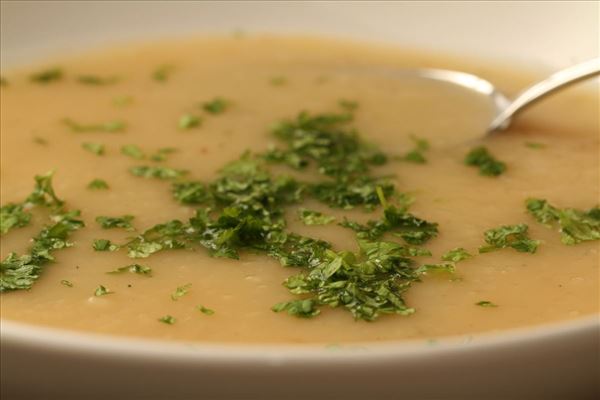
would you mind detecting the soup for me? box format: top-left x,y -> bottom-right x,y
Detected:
1,36 -> 598,344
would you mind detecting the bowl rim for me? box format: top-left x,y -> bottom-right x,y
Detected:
2,315 -> 598,365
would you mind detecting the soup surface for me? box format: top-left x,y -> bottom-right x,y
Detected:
1,36 -> 598,344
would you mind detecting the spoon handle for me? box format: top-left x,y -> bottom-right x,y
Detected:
489,58 -> 600,132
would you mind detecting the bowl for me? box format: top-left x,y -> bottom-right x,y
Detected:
1,2 -> 598,399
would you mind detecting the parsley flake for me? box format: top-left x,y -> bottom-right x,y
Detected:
92,239 -> 120,252
94,285 -> 113,297
95,215 -> 135,231
202,97 -> 229,114
197,305 -> 215,315
465,146 -> 506,176
178,114 -> 201,130
82,142 -> 105,156
77,75 -> 118,85
87,179 -> 109,190
479,224 -> 539,253
60,279 -> 73,287
298,209 -> 336,225
171,283 -> 192,301
476,300 -> 498,308
441,247 -> 472,263
158,315 -> 176,324
63,118 -> 126,133
30,68 -> 63,83
130,165 -> 188,180
121,144 -> 145,160
108,264 -> 152,276
526,198 -> 600,245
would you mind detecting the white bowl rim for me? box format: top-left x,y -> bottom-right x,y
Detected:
2,314 -> 598,365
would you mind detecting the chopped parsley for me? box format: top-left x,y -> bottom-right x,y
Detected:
60,280 -> 73,287
526,198 -> 600,245
150,147 -> 177,162
298,209 -> 336,225
269,76 -> 287,86
77,75 -> 118,85
525,142 -> 546,149
171,283 -> 192,301
113,96 -> 133,107
197,305 -> 215,315
272,299 -> 320,318
30,68 -> 63,83
202,97 -> 229,114
92,239 -> 120,252
338,99 -> 359,112
63,118 -> 126,133
82,142 -> 105,156
33,136 -> 48,145
464,146 -> 506,176
0,210 -> 84,292
441,247 -> 472,263
178,114 -> 201,130
130,165 -> 188,180
479,224 -> 539,253
95,215 -> 135,231
475,300 -> 498,308
94,285 -> 113,296
401,135 -> 430,164
158,315 -> 176,324
121,144 -> 145,160
172,181 -> 211,204
1,171 -> 64,235
153,65 -> 174,82
1,204 -> 31,236
87,179 -> 109,190
108,264 -> 152,276
341,204 -> 438,245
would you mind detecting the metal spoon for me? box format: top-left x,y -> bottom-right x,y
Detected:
411,58 -> 600,134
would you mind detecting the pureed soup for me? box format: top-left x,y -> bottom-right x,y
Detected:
0,36 -> 598,344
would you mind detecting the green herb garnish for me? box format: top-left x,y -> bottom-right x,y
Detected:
526,198 -> 600,245
77,75 -> 118,85
30,68 -> 63,83
1,171 -> 64,235
150,147 -> 177,162
152,65 -> 174,82
464,146 -> 506,176
525,142 -> 546,149
272,299 -> 320,318
60,280 -> 73,287
441,247 -> 472,263
158,315 -> 176,324
92,239 -> 120,252
202,97 -> 229,114
338,99 -> 358,112
130,165 -> 188,180
95,215 -> 135,231
172,181 -> 211,204
171,283 -> 192,301
0,210 -> 84,292
475,300 -> 498,308
94,285 -> 113,296
63,118 -> 126,133
82,142 -> 105,156
401,135 -> 430,164
108,264 -> 152,276
197,305 -> 215,315
298,209 -> 336,225
121,144 -> 145,160
178,114 -> 201,130
87,179 -> 109,190
269,76 -> 287,86
479,224 -> 539,253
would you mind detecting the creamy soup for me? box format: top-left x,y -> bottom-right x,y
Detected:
0,36 -> 598,344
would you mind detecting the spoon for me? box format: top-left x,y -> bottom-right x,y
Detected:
412,58 -> 600,134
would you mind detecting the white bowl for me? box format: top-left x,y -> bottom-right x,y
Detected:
1,2 -> 599,399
